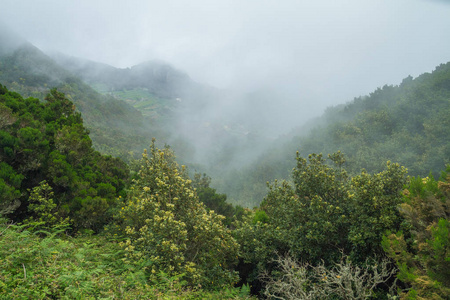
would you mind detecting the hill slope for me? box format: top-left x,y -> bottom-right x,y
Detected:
219,63 -> 450,206
0,29 -> 162,160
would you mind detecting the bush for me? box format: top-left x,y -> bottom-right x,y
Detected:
234,152 -> 407,295
0,219 -> 253,299
261,253 -> 397,300
382,169 -> 450,299
115,141 -> 239,289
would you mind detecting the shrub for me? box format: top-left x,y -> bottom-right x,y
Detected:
116,140 -> 239,288
261,253 -> 397,300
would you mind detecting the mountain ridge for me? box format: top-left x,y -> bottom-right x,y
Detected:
0,29 -> 162,160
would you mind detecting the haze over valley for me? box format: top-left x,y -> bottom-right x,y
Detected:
2,2 -> 450,298
1,0 -> 450,205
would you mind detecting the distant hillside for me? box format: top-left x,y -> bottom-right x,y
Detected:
52,54 -> 194,98
0,28 -> 163,160
218,62 -> 450,207
0,26 -> 270,175
49,52 -> 273,171
50,53 -> 220,121
298,62 -> 450,174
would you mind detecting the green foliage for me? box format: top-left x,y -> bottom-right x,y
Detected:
25,180 -> 71,231
0,84 -> 129,231
0,220 -> 254,299
253,210 -> 269,225
193,172 -> 244,227
115,141 -> 239,289
407,173 -> 441,199
0,162 -> 23,216
347,161 -> 408,260
234,152 -> 407,295
383,171 -> 450,299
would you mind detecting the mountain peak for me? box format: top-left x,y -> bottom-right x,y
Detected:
0,22 -> 28,55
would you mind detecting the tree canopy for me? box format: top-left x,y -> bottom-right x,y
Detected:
0,84 -> 129,231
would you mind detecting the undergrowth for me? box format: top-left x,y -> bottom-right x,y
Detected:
0,219 -> 253,299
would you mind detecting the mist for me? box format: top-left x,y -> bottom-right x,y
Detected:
2,0 -> 450,180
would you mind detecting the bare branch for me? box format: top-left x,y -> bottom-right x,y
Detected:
261,253 -> 397,300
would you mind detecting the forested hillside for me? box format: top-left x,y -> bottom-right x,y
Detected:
1,84 -> 449,299
0,85 -> 252,298
0,36 -> 163,160
219,63 -> 450,207
1,22 -> 449,299
0,29 -> 270,175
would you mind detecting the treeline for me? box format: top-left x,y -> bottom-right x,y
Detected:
1,86 -> 449,298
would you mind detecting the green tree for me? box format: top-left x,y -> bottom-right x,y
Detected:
0,162 -> 23,216
25,180 -> 70,231
117,141 -> 239,288
192,173 -> 243,227
0,85 -> 128,230
383,169 -> 450,299
234,152 -> 407,295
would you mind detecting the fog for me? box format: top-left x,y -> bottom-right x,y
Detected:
2,0 -> 450,169
2,0 -> 450,114
1,0 -> 450,206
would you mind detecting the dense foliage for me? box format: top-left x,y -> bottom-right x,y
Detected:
0,219 -> 252,299
114,141 -> 239,289
1,85 -> 448,298
0,84 -> 128,231
383,167 -> 450,299
233,152 -> 408,295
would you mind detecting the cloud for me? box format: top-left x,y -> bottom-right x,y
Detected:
1,0 -> 450,123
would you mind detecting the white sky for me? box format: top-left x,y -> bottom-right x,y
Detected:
1,0 -> 450,119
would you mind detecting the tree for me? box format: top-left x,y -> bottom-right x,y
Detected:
24,180 -> 70,231
0,162 -> 23,216
192,173 -> 243,227
117,141 -> 239,288
382,169 -> 450,299
234,152 -> 407,295
43,88 -> 79,125
0,85 -> 128,231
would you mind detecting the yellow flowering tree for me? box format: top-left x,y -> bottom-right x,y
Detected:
117,140 -> 239,288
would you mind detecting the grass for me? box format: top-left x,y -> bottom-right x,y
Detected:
92,86 -> 177,118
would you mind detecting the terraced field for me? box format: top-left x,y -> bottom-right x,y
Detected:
92,85 -> 178,119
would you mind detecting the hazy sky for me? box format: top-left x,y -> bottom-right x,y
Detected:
2,0 -> 450,119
